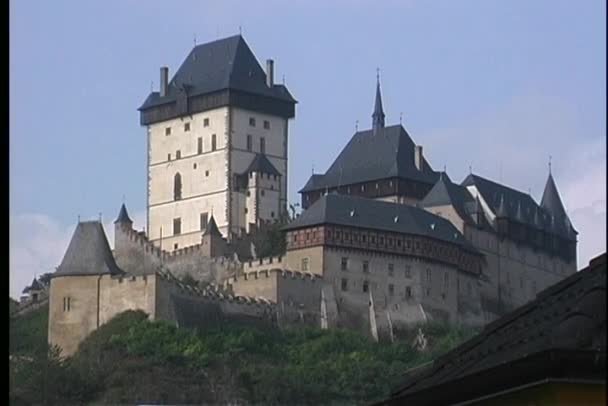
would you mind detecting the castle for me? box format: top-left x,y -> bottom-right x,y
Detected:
47,35 -> 578,356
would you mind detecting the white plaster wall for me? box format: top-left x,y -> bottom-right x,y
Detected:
148,108 -> 229,250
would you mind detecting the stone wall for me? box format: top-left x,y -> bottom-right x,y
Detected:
114,224 -> 240,284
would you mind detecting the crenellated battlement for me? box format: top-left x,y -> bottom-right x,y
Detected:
244,256 -> 286,271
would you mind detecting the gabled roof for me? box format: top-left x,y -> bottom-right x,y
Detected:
54,221 -> 124,277
284,194 -> 478,252
299,125 -> 439,193
383,252 -> 607,405
242,153 -> 281,177
462,173 -> 576,239
114,203 -> 133,224
203,216 -> 222,237
139,35 -> 296,111
421,172 -> 474,219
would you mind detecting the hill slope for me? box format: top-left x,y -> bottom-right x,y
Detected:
10,307 -> 479,405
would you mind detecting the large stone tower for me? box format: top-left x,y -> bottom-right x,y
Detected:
139,35 -> 296,251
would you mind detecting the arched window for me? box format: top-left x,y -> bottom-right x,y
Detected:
174,173 -> 182,201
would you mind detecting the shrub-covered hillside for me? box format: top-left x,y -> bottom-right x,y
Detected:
10,307 -> 479,405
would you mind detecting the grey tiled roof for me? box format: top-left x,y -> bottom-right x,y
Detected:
54,221 -> 124,277
299,125 -> 439,193
242,153 -> 281,177
461,173 -> 576,239
284,194 -> 477,251
387,252 -> 606,404
139,35 -> 296,111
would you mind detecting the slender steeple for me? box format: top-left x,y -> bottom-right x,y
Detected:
372,70 -> 385,135
540,171 -> 567,221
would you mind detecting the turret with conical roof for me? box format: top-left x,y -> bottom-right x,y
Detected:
540,171 -> 571,229
372,73 -> 385,135
114,203 -> 133,225
201,215 -> 227,257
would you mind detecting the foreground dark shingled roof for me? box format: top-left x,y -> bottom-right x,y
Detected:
382,252 -> 607,405
285,194 -> 477,251
139,35 -> 295,111
54,221 -> 124,277
299,125 -> 439,193
242,153 -> 281,177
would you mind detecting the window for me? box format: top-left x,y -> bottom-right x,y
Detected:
245,208 -> 248,214
167,153 -> 172,161
176,150 -> 181,159
174,173 -> 182,200
205,170 -> 209,177
249,117 -> 256,127
341,257 -> 348,271
301,258 -> 309,272
173,218 -> 181,235
261,190 -> 265,196
174,243 -> 178,250
341,278 -> 348,291
444,272 -> 449,289
200,213 -> 208,230
184,122 -> 191,132
193,163 -> 197,169
405,265 -> 411,278
63,297 -> 71,312
426,268 -> 431,283
247,135 -> 252,151
263,120 -> 270,129
388,263 -> 394,277
362,281 -> 369,293
203,118 -> 209,127
467,282 -> 472,295
211,134 -> 217,151
363,261 -> 369,273
197,137 -> 203,154
247,190 -> 251,197
388,284 -> 395,296
260,137 -> 266,154
165,127 -> 171,136
379,237 -> 385,244
405,286 -> 412,299
271,211 -> 275,218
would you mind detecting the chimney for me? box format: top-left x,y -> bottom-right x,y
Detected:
415,146 -> 423,171
266,59 -> 274,87
160,66 -> 169,97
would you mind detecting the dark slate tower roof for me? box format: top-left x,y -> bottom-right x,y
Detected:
203,216 -> 222,237
22,278 -> 43,293
139,35 -> 296,123
540,173 -> 568,223
299,125 -> 439,193
114,203 -> 133,224
243,153 -> 281,177
284,194 -> 478,252
372,76 -> 385,134
54,221 -> 124,277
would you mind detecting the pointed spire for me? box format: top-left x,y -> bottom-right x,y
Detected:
114,203 -> 133,224
203,215 -> 221,237
496,194 -> 507,218
540,171 -> 567,221
372,69 -> 385,135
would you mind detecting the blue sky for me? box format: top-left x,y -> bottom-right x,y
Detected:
10,0 -> 606,298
